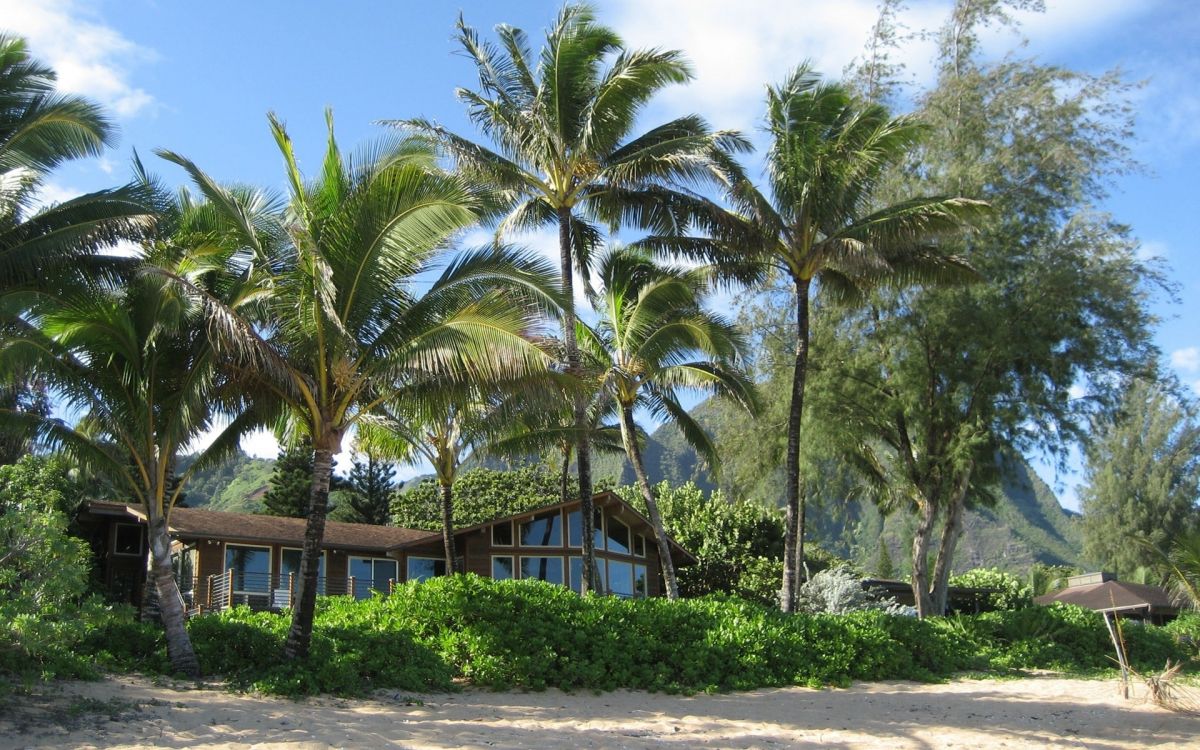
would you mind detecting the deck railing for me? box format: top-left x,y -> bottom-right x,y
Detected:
182,571 -> 396,615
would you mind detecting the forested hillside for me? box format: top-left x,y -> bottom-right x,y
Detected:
177,451 -> 274,513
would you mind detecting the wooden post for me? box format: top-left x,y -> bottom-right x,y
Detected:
388,578 -> 395,595
205,574 -> 214,610
348,575 -> 356,599
288,572 -> 294,606
1103,612 -> 1130,699
226,568 -> 234,609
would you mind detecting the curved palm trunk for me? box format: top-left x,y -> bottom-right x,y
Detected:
559,443 -> 572,505
559,206 -> 596,593
284,442 -> 335,660
618,404 -> 679,600
931,462 -> 972,615
780,277 -> 812,613
910,494 -> 938,618
147,512 -> 199,676
439,481 -> 461,574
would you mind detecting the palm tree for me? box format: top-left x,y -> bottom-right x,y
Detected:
585,247 -> 757,599
0,34 -> 153,297
0,169 -> 269,676
644,67 -> 986,612
395,3 -> 749,591
158,112 -> 562,660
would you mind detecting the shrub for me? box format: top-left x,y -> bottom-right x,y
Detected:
797,566 -> 905,615
950,567 -> 1034,610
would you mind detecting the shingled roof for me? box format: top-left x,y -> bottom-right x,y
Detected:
119,505 -> 430,553
1034,579 -> 1179,615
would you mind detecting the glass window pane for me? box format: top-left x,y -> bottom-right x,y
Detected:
492,556 -> 514,580
492,521 -> 513,546
634,535 -> 647,557
634,564 -> 648,598
568,557 -> 583,593
608,560 -> 634,597
372,559 -> 398,590
520,556 -> 564,585
226,546 -> 270,593
407,557 -> 446,583
520,510 -> 562,547
567,508 -> 604,549
114,524 -> 143,555
281,549 -> 325,593
597,557 -> 607,594
606,517 -> 630,555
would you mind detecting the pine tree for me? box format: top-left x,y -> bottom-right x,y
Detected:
262,440 -> 314,518
876,543 -> 896,580
343,450 -> 395,526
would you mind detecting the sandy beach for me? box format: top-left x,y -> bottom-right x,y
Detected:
2,673 -> 1197,749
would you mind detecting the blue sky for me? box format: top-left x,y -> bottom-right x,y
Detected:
5,0 -> 1197,509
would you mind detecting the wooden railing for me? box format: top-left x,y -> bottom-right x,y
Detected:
182,571 -> 396,615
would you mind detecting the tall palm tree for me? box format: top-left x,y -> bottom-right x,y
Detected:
158,112 -> 562,660
0,169 -> 269,676
585,247 -> 757,598
645,67 -> 986,612
395,3 -> 749,590
0,34 -> 153,297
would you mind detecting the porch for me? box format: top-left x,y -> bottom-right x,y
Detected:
183,571 -> 397,615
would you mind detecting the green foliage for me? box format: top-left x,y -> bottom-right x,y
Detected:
340,451 -> 395,525
177,450 -> 274,512
1164,613 -> 1200,660
392,466 -> 573,530
617,481 -> 786,605
1080,379 -> 1200,579
950,568 -> 1034,610
261,440 -> 314,518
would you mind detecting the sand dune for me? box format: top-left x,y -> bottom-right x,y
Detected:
2,673 -> 1197,749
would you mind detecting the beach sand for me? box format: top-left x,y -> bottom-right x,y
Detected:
2,673 -> 1196,749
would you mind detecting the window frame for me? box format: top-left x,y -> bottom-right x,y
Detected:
491,520 -> 514,547
406,555 -> 447,583
112,522 -> 144,557
518,509 -> 565,548
491,554 -> 515,581
347,555 -> 398,599
606,516 -> 632,555
518,555 -> 565,585
280,547 -> 327,594
633,534 -> 647,558
224,543 -> 273,596
567,507 -> 606,550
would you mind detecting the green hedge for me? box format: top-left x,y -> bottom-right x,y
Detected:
67,576 -> 1198,697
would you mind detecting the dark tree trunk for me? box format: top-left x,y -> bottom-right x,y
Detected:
559,206 -> 595,593
284,439 -> 336,660
440,481 -> 461,574
780,276 -> 812,613
932,462 -> 973,615
147,512 -> 199,676
559,444 -> 571,505
910,494 -> 938,618
619,404 -> 679,599
139,551 -> 160,624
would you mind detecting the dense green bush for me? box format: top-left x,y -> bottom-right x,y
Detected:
950,567 -> 1034,610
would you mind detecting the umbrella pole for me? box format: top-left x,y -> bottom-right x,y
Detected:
1103,611 -> 1130,699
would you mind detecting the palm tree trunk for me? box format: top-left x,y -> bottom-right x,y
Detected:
931,462 -> 972,615
559,444 -> 571,505
618,404 -> 679,600
780,276 -> 812,613
559,206 -> 595,594
439,481 -> 460,574
910,494 -> 938,618
284,440 -> 335,660
147,512 -> 199,677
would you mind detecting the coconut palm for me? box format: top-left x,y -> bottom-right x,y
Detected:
395,3 -> 749,591
583,247 -> 757,598
0,170 -> 271,676
642,67 -> 986,611
157,112 -> 562,659
0,34 -> 153,297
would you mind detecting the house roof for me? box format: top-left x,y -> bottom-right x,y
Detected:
118,505 -> 430,553
1034,580 -> 1179,614
389,490 -> 697,565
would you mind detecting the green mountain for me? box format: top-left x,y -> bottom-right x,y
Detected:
177,451 -> 274,513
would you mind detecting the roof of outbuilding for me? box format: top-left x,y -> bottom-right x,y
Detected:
1034,580 -> 1179,614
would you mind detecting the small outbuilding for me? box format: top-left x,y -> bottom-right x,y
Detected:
1034,572 -> 1180,625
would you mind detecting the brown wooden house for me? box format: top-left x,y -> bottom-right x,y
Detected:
79,491 -> 693,614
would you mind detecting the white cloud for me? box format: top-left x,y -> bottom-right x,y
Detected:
1171,346 -> 1200,373
0,0 -> 156,118
1137,239 -> 1168,261
30,180 -> 82,211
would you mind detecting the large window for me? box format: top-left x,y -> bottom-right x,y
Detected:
407,556 -> 446,583
520,556 -> 564,585
567,507 -> 604,549
225,544 -> 271,595
568,556 -> 583,593
113,523 -> 144,556
634,564 -> 648,598
348,557 -> 397,599
633,534 -> 647,558
281,548 -> 326,595
607,559 -> 634,597
492,555 -> 514,580
492,521 -> 513,546
606,517 -> 631,555
520,510 -> 562,547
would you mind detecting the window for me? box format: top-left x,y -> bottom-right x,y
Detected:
492,521 -> 513,547
407,556 -> 446,583
113,523 -> 143,556
348,557 -> 397,599
520,556 -> 564,585
568,556 -> 583,593
173,548 -> 196,595
225,545 -> 271,595
567,507 -> 604,549
281,548 -> 326,594
606,517 -> 631,555
634,564 -> 648,598
608,560 -> 634,597
519,510 -> 562,547
492,555 -> 514,580
634,534 -> 647,558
